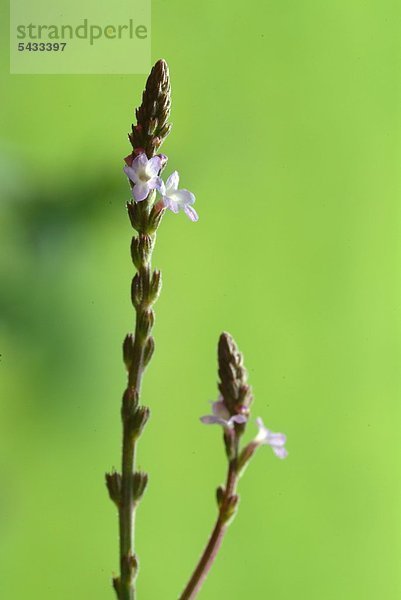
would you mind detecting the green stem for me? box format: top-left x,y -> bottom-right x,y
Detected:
179,444 -> 239,600
117,212 -> 157,599
119,323 -> 146,599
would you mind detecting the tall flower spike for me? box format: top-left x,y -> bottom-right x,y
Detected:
218,332 -> 253,418
129,59 -> 172,157
108,59 -> 173,600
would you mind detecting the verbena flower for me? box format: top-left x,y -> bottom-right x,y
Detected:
254,418 -> 288,459
161,171 -> 198,221
200,398 -> 247,429
124,153 -> 164,202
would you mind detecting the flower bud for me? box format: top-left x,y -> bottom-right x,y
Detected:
223,429 -> 236,461
138,309 -> 154,339
143,336 -> 155,367
131,235 -> 153,270
130,405 -> 150,438
147,201 -> 165,234
121,387 -> 139,421
123,334 -> 135,370
149,270 -> 162,304
149,136 -> 162,153
216,485 -> 225,508
127,200 -> 142,231
130,237 -> 141,270
133,471 -> 149,502
236,442 -> 258,476
105,471 -> 122,506
159,123 -> 172,139
131,274 -> 143,309
221,494 -> 239,524
147,117 -> 158,135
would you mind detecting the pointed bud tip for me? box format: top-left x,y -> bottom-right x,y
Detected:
154,58 -> 169,73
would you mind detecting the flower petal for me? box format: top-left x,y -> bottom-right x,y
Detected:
230,414 -> 248,425
146,156 -> 162,177
212,400 -> 230,420
174,189 -> 196,206
255,417 -> 268,442
200,415 -> 221,425
268,432 -> 287,447
133,183 -> 149,202
164,197 -> 180,213
273,446 -> 288,459
184,205 -> 199,222
166,171 -> 179,192
148,176 -> 164,193
132,153 -> 148,170
124,165 -> 139,184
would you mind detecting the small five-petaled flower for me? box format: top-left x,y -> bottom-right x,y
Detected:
200,399 -> 247,429
124,153 -> 164,202
124,153 -> 198,221
161,171 -> 198,222
254,417 -> 288,459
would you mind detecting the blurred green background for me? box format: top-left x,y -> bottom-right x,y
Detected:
1,1 -> 401,598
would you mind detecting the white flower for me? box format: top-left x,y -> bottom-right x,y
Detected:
200,399 -> 247,429
124,153 -> 164,202
254,418 -> 288,459
161,171 -> 198,221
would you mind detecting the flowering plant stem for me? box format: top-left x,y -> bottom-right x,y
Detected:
106,59 -> 172,600
119,211 -> 152,600
116,200 -> 158,600
180,448 -> 239,600
180,332 -> 287,597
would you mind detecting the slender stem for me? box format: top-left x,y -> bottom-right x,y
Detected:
180,449 -> 239,600
107,57 -> 171,600
119,320 -> 146,600
117,217 -> 157,599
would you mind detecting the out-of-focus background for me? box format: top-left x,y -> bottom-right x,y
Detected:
1,1 -> 401,598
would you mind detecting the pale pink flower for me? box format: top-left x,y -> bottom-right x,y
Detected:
200,399 -> 247,429
254,417 -> 288,459
124,153 -> 164,202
